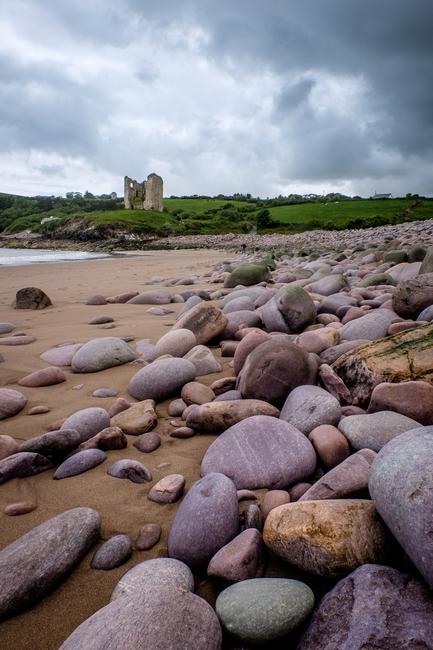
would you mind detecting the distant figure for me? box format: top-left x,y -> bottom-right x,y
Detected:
254,245 -> 260,253
242,243 -> 247,254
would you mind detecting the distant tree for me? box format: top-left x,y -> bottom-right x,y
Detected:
257,208 -> 272,229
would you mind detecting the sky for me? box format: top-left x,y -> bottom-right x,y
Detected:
1,0 -> 433,198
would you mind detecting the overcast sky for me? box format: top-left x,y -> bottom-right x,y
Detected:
1,0 -> 433,198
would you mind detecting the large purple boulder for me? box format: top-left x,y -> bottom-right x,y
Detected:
369,426 -> 433,588
298,564 -> 433,649
201,415 -> 316,490
168,472 -> 239,570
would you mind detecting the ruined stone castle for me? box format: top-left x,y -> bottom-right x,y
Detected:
124,173 -> 163,211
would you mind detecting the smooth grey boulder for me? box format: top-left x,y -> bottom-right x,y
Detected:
275,285 -> 316,332
300,449 -> 376,501
298,564 -> 433,650
61,407 -> 110,443
259,297 -> 291,333
0,507 -> 100,619
128,358 -> 196,401
369,427 -> 433,587
107,459 -> 152,483
111,558 -> 194,601
59,585 -> 222,650
222,287 -> 269,306
340,309 -> 397,341
339,411 -> 420,451
280,385 -> 341,434
20,429 -> 82,458
0,452 -> 52,484
168,472 -> 239,570
392,273 -> 433,318
54,449 -> 107,479
71,337 -> 136,373
91,535 -> 132,570
216,578 -> 314,645
201,415 -> 316,489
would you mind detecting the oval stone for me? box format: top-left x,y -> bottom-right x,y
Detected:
128,358 -> 196,402
0,388 -> 27,420
280,385 -> 341,434
18,367 -> 66,387
91,535 -> 133,570
54,449 -> 107,479
339,411 -> 421,451
61,407 -> 110,442
71,337 -> 136,373
107,459 -> 152,483
111,558 -> 194,601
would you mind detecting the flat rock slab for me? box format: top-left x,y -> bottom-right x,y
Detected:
298,564 -> 433,650
0,507 -> 100,619
369,426 -> 433,588
201,415 -> 316,490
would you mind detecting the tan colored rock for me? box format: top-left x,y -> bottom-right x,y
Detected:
79,427 -> 127,451
148,474 -> 185,504
111,400 -> 157,435
264,500 -> 387,577
308,425 -> 350,468
181,382 -> 215,405
171,303 -> 228,344
186,399 -> 279,434
262,490 -> 290,520
332,323 -> 433,406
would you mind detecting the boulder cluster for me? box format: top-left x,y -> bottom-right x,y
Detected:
1,237 -> 433,647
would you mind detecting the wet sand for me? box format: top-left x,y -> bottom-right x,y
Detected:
0,249 -> 233,649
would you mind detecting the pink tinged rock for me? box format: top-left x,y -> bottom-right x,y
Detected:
127,290 -> 173,304
237,489 -> 258,502
0,452 -> 53,484
154,328 -> 197,358
187,399 -> 280,434
308,425 -> 350,468
233,330 -> 271,375
107,459 -> 152,483
300,449 -> 376,501
79,426 -> 127,451
135,523 -> 162,550
184,345 -> 222,376
262,490 -> 291,520
297,329 -> 340,354
181,382 -> 215,406
280,385 -> 341,435
54,449 -> 107,479
367,380 -> 433,425
220,341 -> 238,357
319,364 -> 352,405
128,358 -> 196,402
170,427 -> 195,439
40,343 -> 83,367
71,337 -> 137,373
28,405 -> 50,415
210,377 -> 236,395
135,339 -> 157,361
4,501 -> 37,516
0,335 -> 36,346
85,295 -> 107,305
18,366 -> 66,387
0,434 -> 19,460
341,405 -> 366,416
168,472 -> 239,570
106,291 -> 138,303
61,407 -> 110,443
289,483 -> 312,501
108,398 -> 131,418
388,320 -> 419,335
91,535 -> 133,570
167,398 -> 187,417
133,431 -> 161,452
92,388 -> 117,398
148,474 -> 185,504
111,399 -> 157,435
207,529 -> 266,582
201,415 -> 317,490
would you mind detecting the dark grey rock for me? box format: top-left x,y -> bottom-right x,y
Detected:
0,452 -> 52,484
20,429 -> 82,459
0,507 -> 100,619
15,286 -> 52,310
54,449 -> 107,479
91,535 -> 132,570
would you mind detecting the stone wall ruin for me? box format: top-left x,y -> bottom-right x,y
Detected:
124,173 -> 163,211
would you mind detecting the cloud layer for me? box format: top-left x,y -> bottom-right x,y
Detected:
1,0 -> 432,197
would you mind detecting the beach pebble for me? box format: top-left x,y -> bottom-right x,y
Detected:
0,335 -> 36,345
18,366 -> 66,387
289,482 -> 312,501
54,449 -> 107,479
28,405 -> 50,415
61,407 -> 110,442
91,535 -> 133,570
170,426 -> 195,438
181,381 -> 215,405
148,474 -> 185,504
135,339 -> 156,361
133,431 -> 161,452
40,343 -> 82,366
210,376 -> 237,395
367,380 -> 433,425
237,489 -> 258,502
187,399 -> 279,434
308,425 -> 350,468
184,345 -> 222,376
135,524 -> 162,551
224,262 -> 270,288
71,337 -> 136,372
216,578 -> 314,644
111,558 -> 194,599
79,426 -> 127,451
369,426 -> 433,587
237,337 -> 317,407
20,428 -> 82,458
4,501 -> 37,516
0,434 -> 19,460
339,411 -> 421,451
106,291 -> 139,303
224,310 -> 262,338
107,459 -> 152,483
88,315 -> 114,325
154,328 -> 197,357
340,309 -> 397,341
280,385 -> 341,434
0,452 -> 52,484
276,285 -> 317,331
232,330 -> 271,375
202,415 -> 316,490
214,389 -> 242,401
0,507 -> 100,619
128,358 -> 196,402
319,363 -> 352,405
242,503 -> 262,531
300,448 -> 376,501
264,500 -> 387,577
127,290 -> 172,304
208,529 -> 266,582
172,302 -> 228,344
262,490 -> 291,520
60,585 -> 222,650
111,399 -> 157,435
168,472 -> 239,570
92,387 -> 117,398
108,397 -> 131,417
15,286 -> 52,310
0,323 -> 16,334
298,564 -> 433,650
392,273 -> 433,318
167,398 -> 187,416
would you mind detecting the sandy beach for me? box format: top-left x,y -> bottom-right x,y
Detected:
0,249 -> 233,650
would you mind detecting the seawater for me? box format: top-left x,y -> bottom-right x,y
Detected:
0,248 -> 110,266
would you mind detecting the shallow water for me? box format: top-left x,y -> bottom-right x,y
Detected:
0,247 -> 110,266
